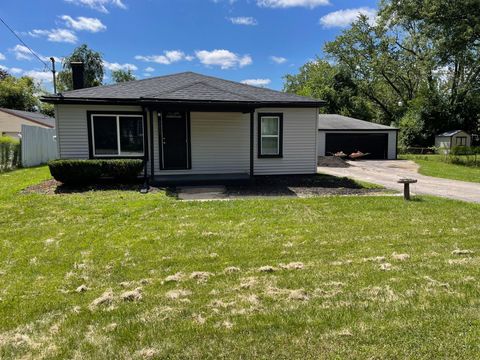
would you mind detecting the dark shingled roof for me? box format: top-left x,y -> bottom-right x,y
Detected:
318,114 -> 397,131
0,108 -> 55,128
41,72 -> 323,106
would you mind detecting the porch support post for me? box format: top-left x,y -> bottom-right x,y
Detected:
142,106 -> 149,188
149,109 -> 155,180
250,110 -> 254,178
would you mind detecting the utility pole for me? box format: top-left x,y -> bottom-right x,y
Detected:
50,57 -> 57,94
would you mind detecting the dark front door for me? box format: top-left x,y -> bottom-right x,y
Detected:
160,112 -> 190,170
325,133 -> 389,159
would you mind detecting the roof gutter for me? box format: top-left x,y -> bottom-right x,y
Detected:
39,96 -> 326,108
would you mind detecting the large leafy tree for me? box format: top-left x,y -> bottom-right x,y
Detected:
283,60 -> 374,121
111,69 -> 136,83
0,73 -> 39,111
284,0 -> 480,146
57,44 -> 104,92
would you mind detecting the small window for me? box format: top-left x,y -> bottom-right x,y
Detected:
258,113 -> 283,158
91,114 -> 144,157
455,136 -> 467,146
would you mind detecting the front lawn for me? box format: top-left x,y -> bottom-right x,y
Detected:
400,154 -> 480,183
1,167 -> 480,359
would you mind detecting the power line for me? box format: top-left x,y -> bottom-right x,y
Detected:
0,16 -> 50,70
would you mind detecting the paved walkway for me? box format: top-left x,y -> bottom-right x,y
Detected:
318,160 -> 480,203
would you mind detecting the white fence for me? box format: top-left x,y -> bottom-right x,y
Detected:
21,125 -> 58,167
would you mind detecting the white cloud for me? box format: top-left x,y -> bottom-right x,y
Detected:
319,7 -> 377,28
257,0 -> 329,8
195,49 -> 252,69
103,61 -> 137,71
0,53 -> 5,61
135,50 -> 190,65
30,28 -> 78,43
61,15 -> 106,32
23,70 -> 53,84
229,17 -> 258,26
9,45 -> 61,65
64,0 -> 126,13
144,67 -> 155,72
10,45 -> 33,60
241,78 -> 271,87
9,67 -> 23,74
270,56 -> 287,64
0,65 -> 22,74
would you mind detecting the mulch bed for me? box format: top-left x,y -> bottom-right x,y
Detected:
22,174 -> 389,198
21,179 -> 164,195
226,174 -> 388,197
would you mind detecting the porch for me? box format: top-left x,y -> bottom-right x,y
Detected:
145,108 -> 255,180
152,172 -> 251,186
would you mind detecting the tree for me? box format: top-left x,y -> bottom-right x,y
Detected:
0,69 -> 10,81
57,44 -> 104,92
111,69 -> 136,83
40,102 -> 55,117
0,74 -> 39,111
285,0 -> 480,146
284,60 -> 374,121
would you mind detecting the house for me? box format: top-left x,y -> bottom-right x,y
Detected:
41,71 -> 323,183
435,130 -> 472,152
317,114 -> 398,160
0,108 -> 55,139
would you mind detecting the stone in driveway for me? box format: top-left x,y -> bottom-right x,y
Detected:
177,185 -> 227,200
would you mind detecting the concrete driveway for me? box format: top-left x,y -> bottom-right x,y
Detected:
318,160 -> 480,203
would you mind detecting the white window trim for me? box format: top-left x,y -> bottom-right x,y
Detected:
91,114 -> 144,157
260,116 -> 280,156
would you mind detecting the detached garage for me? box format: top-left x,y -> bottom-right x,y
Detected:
318,114 -> 398,160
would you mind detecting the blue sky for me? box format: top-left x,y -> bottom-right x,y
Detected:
0,0 -> 377,91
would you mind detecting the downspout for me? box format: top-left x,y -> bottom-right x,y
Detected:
250,109 -> 254,179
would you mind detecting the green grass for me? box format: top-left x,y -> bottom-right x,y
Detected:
400,154 -> 480,183
1,167 -> 480,359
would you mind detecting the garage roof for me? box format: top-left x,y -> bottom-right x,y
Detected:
318,114 -> 398,131
0,108 -> 55,128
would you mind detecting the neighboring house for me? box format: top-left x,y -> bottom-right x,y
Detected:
41,71 -> 323,182
0,108 -> 55,139
317,114 -> 398,160
435,130 -> 472,152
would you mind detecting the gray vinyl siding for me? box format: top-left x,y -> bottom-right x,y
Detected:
154,111 -> 249,175
55,104 -> 143,160
254,108 -> 318,175
55,105 -> 318,176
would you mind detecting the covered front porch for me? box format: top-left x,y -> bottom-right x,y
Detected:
143,105 -> 255,183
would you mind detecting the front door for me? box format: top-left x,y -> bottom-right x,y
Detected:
160,111 -> 190,170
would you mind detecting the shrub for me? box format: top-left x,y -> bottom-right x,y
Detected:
0,136 -> 21,172
101,159 -> 144,180
48,159 -> 144,184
